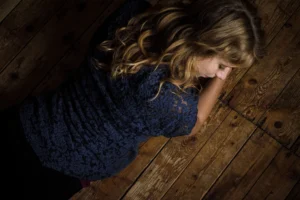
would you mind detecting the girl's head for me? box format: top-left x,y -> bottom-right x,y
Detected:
93,0 -> 265,97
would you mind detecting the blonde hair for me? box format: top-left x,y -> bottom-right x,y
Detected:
91,0 -> 265,100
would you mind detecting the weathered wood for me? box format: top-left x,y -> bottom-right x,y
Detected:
219,0 -> 300,101
31,0 -> 128,96
71,136 -> 168,200
223,8 -> 300,124
0,0 -> 113,110
161,110 -> 256,200
119,102 -> 231,199
0,0 -> 65,73
258,69 -> 300,148
71,100 -> 230,200
203,129 -> 281,200
243,147 -> 300,200
291,136 -> 300,157
285,180 -> 300,200
297,140 -> 300,157
0,0 -> 21,23
254,0 -> 300,44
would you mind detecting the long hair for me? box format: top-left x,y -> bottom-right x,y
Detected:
91,0 -> 265,100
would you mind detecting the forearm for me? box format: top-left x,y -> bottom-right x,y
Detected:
197,77 -> 225,123
189,77 -> 224,136
189,77 -> 225,136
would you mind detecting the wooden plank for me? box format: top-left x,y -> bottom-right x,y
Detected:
291,136 -> 300,157
31,0 -> 129,96
254,0 -> 300,44
119,101 -> 231,200
0,0 -> 113,110
71,101 -> 230,199
222,8 -> 300,124
258,70 -> 300,148
160,110 -> 256,200
219,0 -> 300,101
202,129 -> 281,200
243,148 -> 300,200
71,136 -> 169,200
0,0 -> 65,73
0,0 -> 21,23
285,180 -> 300,200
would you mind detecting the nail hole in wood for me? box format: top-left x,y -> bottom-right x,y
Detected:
10,72 -> 19,80
248,78 -> 257,85
25,25 -> 34,32
274,121 -> 282,128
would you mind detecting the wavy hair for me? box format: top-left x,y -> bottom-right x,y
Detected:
91,0 -> 265,100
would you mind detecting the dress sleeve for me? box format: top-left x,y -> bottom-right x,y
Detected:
132,66 -> 199,138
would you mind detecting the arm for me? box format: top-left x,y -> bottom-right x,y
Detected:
189,75 -> 229,136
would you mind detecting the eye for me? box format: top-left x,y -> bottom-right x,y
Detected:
219,64 -> 225,70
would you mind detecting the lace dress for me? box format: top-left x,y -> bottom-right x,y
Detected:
18,0 -> 199,180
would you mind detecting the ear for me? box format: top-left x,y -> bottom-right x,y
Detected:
216,71 -> 226,80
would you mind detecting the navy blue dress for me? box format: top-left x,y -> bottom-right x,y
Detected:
18,0 -> 199,181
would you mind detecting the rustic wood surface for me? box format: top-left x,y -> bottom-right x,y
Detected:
1,0 -> 299,199
0,0 -> 21,23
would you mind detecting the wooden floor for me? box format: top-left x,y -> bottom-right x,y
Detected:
1,0 -> 299,199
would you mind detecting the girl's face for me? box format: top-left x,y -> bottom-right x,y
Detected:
194,56 -> 234,80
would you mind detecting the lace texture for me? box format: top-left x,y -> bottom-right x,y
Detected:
18,0 -> 199,180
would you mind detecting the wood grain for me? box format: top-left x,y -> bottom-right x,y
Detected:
71,136 -> 169,200
285,180 -> 300,200
0,0 -> 65,73
296,137 -> 300,157
219,0 -> 300,101
161,110 -> 256,200
223,7 -> 300,124
0,0 -> 112,110
258,69 -> 300,148
0,0 -> 21,23
122,102 -> 231,200
31,0 -> 128,96
243,147 -> 300,200
203,129 -> 281,200
254,0 -> 300,44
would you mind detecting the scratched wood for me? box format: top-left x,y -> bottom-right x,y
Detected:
219,0 -> 300,102
0,0 -> 65,73
0,0 -> 113,110
72,101 -> 231,199
71,136 -> 169,200
161,110 -> 256,200
123,105 -> 232,200
0,0 -> 21,23
202,129 -> 281,200
257,70 -> 300,148
223,8 -> 300,125
254,0 -> 300,45
1,0 -> 299,199
243,147 -> 300,200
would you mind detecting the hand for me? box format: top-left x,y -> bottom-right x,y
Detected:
216,67 -> 232,80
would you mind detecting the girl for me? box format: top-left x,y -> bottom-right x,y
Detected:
8,0 -> 264,198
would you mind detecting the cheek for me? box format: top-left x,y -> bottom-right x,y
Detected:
208,65 -> 219,74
